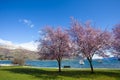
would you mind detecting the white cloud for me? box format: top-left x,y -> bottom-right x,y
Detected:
19,19 -> 34,28
93,54 -> 103,59
30,24 -> 34,28
0,38 -> 38,51
0,39 -> 13,46
23,19 -> 30,24
0,39 -> 18,49
38,30 -> 42,33
93,51 -> 114,59
18,41 -> 38,51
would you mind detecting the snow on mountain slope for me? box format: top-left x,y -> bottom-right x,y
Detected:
0,39 -> 38,51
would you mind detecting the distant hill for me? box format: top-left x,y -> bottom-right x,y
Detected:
0,46 -> 39,60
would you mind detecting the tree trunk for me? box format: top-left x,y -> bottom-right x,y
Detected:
87,58 -> 94,73
57,59 -> 61,72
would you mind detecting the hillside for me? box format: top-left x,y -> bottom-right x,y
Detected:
0,46 -> 39,60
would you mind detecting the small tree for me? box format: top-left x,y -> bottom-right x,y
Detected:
12,49 -> 27,66
69,19 -> 111,73
112,24 -> 120,59
38,27 -> 71,72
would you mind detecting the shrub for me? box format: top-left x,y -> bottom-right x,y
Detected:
12,57 -> 25,66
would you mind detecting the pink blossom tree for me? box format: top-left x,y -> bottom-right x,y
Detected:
38,27 -> 71,72
112,24 -> 120,59
69,19 -> 111,73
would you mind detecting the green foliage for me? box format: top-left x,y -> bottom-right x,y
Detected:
0,67 -> 120,80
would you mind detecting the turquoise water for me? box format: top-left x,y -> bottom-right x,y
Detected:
0,57 -> 120,68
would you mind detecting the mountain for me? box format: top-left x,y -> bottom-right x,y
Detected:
0,46 -> 39,60
0,39 -> 38,51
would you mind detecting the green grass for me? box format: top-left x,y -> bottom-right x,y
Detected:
0,66 -> 120,80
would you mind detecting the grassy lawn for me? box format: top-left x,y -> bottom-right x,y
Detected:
0,66 -> 120,80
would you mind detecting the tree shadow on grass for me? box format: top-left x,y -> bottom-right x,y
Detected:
2,67 -> 120,80
2,67 -> 60,79
59,69 -> 120,79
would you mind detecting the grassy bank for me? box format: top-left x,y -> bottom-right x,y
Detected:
0,66 -> 120,80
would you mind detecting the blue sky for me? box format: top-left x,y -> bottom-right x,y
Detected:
0,0 -> 120,44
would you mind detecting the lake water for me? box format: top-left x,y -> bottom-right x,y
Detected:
0,57 -> 120,68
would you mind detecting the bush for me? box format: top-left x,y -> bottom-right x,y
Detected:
12,52 -> 27,66
12,58 -> 25,66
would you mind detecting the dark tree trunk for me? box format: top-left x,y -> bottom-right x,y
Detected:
57,59 -> 61,72
87,57 -> 94,73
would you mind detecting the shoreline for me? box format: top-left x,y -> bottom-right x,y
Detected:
0,64 -> 14,66
0,64 -> 120,70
